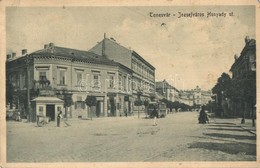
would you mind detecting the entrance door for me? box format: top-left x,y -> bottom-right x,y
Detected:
46,104 -> 55,121
109,97 -> 115,116
96,101 -> 101,117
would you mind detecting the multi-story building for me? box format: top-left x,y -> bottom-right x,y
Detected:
6,43 -> 133,121
230,37 -> 256,79
229,36 -> 256,118
156,80 -> 179,102
89,35 -> 156,104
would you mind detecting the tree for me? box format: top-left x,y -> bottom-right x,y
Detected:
62,89 -> 74,118
212,73 -> 231,117
85,95 -> 97,120
172,101 -> 180,112
242,71 -> 256,126
225,78 -> 243,117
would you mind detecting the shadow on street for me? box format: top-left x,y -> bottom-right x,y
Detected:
208,124 -> 240,128
203,133 -> 256,140
188,141 -> 256,155
207,128 -> 247,132
211,122 -> 236,125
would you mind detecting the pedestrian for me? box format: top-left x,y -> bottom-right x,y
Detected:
124,107 -> 128,117
198,105 -> 209,124
16,111 -> 21,121
152,106 -> 158,126
57,111 -> 63,127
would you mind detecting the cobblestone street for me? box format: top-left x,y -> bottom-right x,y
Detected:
7,112 -> 256,162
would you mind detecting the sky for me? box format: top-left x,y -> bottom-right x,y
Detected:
6,6 -> 255,91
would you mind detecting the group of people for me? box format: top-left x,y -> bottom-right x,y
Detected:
198,106 -> 209,124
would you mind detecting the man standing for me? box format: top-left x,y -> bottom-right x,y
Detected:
57,111 -> 63,127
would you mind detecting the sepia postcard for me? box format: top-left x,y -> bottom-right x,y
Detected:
0,0 -> 259,168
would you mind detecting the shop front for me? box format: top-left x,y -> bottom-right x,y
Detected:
31,96 -> 64,122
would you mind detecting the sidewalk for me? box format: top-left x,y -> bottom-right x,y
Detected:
210,117 -> 256,135
238,119 -> 256,135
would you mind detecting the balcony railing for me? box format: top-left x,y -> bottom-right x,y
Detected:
33,79 -> 51,90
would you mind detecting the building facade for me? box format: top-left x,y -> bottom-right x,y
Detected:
178,86 -> 212,107
229,37 -> 256,118
89,36 -> 156,104
156,80 -> 179,102
6,43 -> 133,121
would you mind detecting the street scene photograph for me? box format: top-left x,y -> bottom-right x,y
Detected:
4,4 -> 257,165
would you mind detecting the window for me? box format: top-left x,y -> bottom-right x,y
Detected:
108,74 -> 114,89
57,106 -> 62,112
38,106 -> 44,116
39,71 -> 47,80
60,71 -> 66,85
128,76 -> 131,92
123,76 -> 127,91
119,74 -> 122,90
93,73 -> 100,88
75,96 -> 85,109
251,62 -> 256,71
77,73 -> 83,85
20,72 -> 26,88
15,73 -> 20,88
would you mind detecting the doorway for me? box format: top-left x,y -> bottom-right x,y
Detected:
109,97 -> 116,116
96,101 -> 101,117
46,104 -> 55,121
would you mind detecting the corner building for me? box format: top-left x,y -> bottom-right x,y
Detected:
6,43 -> 133,121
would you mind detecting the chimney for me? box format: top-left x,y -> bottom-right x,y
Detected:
49,43 -> 54,47
12,52 -> 16,58
44,44 -> 48,49
234,54 -> 238,60
22,49 -> 27,55
7,54 -> 11,60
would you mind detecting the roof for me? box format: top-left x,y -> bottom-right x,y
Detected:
93,38 -> 156,70
230,39 -> 256,72
31,45 -> 119,66
7,43 -> 133,73
156,80 -> 179,91
31,96 -> 64,103
132,50 -> 155,70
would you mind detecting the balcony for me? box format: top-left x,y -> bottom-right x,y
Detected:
33,79 -> 51,90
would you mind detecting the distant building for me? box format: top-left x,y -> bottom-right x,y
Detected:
156,80 -> 179,102
178,86 -> 212,107
6,43 -> 133,121
178,90 -> 194,106
89,35 -> 156,104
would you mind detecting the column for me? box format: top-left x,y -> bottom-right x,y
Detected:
104,95 -> 108,117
